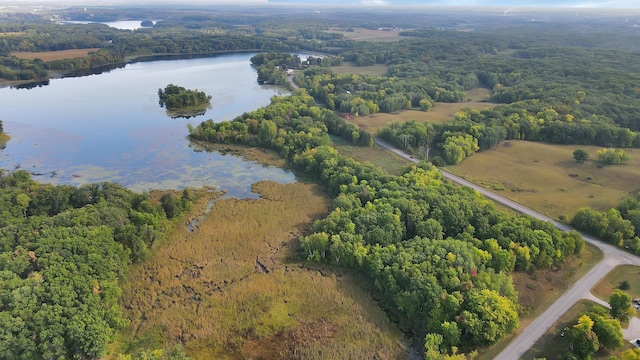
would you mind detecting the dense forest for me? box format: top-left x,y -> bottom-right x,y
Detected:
0,171 -> 193,359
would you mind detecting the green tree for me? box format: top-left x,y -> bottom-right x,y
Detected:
420,98 -> 433,111
569,314 -> 599,360
14,193 -> 30,217
592,314 -> 624,350
597,148 -> 630,165
621,348 -> 640,360
610,289 -> 635,322
441,321 -> 461,349
573,148 -> 589,163
300,232 -> 330,261
258,120 -> 277,147
462,289 -> 519,345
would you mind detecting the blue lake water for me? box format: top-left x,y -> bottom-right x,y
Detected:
60,20 -> 159,30
0,53 -> 296,196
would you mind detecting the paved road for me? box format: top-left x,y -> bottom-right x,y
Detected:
373,138 -> 640,359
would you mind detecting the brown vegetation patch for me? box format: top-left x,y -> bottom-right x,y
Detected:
190,140 -> 288,168
11,48 -> 102,61
115,181 -> 406,359
240,319 -> 337,360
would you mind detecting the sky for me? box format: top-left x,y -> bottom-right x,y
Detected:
5,0 -> 638,8
268,0 -> 638,7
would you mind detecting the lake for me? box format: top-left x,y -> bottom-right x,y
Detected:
0,53 -> 297,197
59,20 -> 159,30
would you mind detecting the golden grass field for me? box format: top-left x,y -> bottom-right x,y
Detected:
328,28 -> 407,42
447,141 -> 640,220
349,88 -> 494,134
11,48 -> 102,61
330,63 -> 389,77
0,31 -> 25,36
112,181 -> 407,360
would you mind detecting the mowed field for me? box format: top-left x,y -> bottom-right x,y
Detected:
328,28 -> 408,42
350,88 -> 494,134
331,62 -> 389,77
592,265 -> 640,306
447,141 -> 640,219
112,181 -> 407,360
11,48 -> 101,61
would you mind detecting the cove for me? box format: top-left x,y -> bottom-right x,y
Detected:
0,53 -> 296,197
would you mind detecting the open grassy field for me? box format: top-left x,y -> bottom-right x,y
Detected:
11,48 -> 101,61
520,300 -> 634,360
330,135 -> 412,176
478,243 -> 603,359
330,62 -> 389,76
111,180 -> 407,360
447,140 -> 640,220
0,31 -> 25,37
592,265 -> 640,306
348,88 -> 494,134
328,28 -> 407,42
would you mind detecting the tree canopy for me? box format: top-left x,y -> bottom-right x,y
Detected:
0,170 -> 188,359
158,84 -> 211,111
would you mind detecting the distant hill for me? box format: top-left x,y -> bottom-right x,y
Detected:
267,0 -> 638,8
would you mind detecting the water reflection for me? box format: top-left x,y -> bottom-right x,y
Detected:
0,53 -> 295,195
10,80 -> 50,90
59,20 -> 160,31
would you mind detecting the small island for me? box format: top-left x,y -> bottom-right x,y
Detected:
0,120 -> 8,149
158,84 -> 212,118
140,19 -> 153,27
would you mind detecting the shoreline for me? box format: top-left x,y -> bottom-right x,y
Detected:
2,49 -> 330,90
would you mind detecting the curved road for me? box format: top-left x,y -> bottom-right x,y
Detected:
374,138 -> 640,359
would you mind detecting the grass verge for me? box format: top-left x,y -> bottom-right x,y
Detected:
592,265 -> 640,305
478,242 -> 604,360
522,300 -> 634,360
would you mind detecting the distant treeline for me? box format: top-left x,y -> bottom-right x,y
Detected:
3,9 -> 640,135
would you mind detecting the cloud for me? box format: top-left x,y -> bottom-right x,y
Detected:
361,0 -> 389,4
